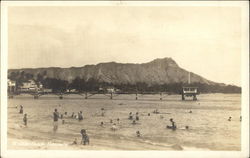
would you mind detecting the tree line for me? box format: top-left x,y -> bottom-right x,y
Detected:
8,71 -> 241,93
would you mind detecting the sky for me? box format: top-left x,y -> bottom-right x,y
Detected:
8,6 -> 242,86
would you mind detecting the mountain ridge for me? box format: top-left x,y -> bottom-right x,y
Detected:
8,57 -> 223,86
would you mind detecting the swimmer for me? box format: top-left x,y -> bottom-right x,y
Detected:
153,109 -> 159,114
228,117 -> 232,121
100,122 -> 104,126
185,126 -> 189,130
64,112 -> 67,115
189,110 -> 192,113
167,118 -> 176,130
148,113 -> 150,116
129,112 -> 133,120
132,120 -> 136,125
136,115 -> 139,121
117,118 -> 120,123
101,112 -> 105,117
136,131 -> 141,137
23,114 -> 27,126
111,123 -> 117,131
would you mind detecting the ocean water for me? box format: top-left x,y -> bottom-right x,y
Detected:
7,93 -> 241,150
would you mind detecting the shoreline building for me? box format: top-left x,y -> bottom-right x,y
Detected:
182,72 -> 198,101
8,79 -> 16,93
19,80 -> 43,92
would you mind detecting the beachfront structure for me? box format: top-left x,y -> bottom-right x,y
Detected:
182,87 -> 198,101
42,88 -> 53,93
181,72 -> 198,101
19,80 -> 42,92
99,87 -> 120,94
8,79 -> 16,93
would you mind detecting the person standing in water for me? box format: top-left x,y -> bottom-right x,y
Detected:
23,114 -> 27,126
53,109 -> 59,132
78,111 -> 83,121
135,112 -> 139,121
136,131 -> 141,137
101,108 -> 105,117
71,112 -> 75,118
111,123 -> 117,131
129,112 -> 133,120
80,129 -> 89,145
19,105 -> 23,114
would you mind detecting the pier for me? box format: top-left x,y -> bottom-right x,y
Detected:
181,87 -> 198,101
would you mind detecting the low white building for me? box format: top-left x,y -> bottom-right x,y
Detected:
107,87 -> 115,93
8,79 -> 16,87
20,80 -> 41,92
8,79 -> 16,92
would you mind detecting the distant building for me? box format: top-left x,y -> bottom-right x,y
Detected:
98,87 -> 104,92
66,89 -> 77,93
107,87 -> 115,93
19,80 -> 42,92
8,79 -> 16,93
99,86 -> 119,93
42,88 -> 53,93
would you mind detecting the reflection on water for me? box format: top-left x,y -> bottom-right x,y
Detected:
8,93 -> 241,150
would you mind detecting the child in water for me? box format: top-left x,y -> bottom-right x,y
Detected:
72,138 -> 77,145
